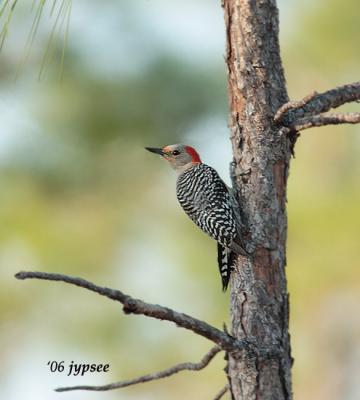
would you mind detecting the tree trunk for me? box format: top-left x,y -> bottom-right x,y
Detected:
223,0 -> 293,398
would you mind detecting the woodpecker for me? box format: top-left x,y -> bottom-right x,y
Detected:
145,144 -> 247,291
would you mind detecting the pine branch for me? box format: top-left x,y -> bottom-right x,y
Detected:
274,81 -> 360,126
213,384 -> 229,400
290,112 -> 360,131
55,345 -> 221,392
15,271 -> 246,352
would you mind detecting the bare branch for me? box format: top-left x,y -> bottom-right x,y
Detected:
55,345 -> 221,392
213,384 -> 229,400
15,271 -> 244,352
290,112 -> 360,131
274,81 -> 360,125
274,91 -> 318,122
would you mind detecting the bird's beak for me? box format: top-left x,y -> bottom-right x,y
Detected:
145,147 -> 164,156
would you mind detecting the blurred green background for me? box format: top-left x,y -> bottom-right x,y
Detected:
0,1 -> 359,399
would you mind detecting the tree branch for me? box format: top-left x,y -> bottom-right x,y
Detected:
274,90 -> 318,122
213,384 -> 229,400
274,81 -> 360,126
15,271 -> 245,352
290,112 -> 360,131
55,345 -> 221,392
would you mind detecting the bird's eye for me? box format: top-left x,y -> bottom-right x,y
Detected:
172,150 -> 180,156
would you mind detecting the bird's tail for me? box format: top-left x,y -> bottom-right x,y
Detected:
217,244 -> 236,291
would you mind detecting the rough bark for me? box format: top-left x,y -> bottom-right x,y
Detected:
223,0 -> 292,399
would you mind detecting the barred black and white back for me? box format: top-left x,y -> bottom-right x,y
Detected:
176,163 -> 245,290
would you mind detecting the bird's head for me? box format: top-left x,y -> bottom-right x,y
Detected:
145,144 -> 202,173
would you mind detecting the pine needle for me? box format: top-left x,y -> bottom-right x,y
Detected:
38,0 -> 67,80
0,0 -> 72,79
16,0 -> 47,78
50,0 -> 57,16
59,0 -> 71,79
0,0 -> 11,19
0,0 -> 17,51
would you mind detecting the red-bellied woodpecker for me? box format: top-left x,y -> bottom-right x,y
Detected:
145,144 -> 247,291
